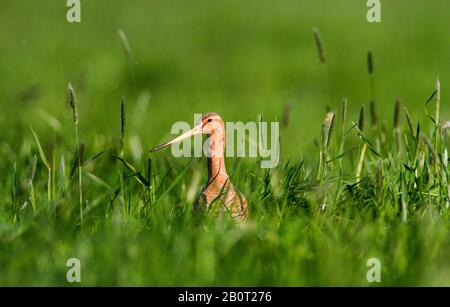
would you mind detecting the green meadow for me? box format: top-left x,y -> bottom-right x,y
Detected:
0,0 -> 449,285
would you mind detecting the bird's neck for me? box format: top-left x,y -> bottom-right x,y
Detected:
206,130 -> 228,185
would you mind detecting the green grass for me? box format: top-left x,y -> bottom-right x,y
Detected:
1,0 -> 450,286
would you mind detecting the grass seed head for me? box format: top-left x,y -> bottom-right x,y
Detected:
394,98 -> 401,129
324,112 -> 335,148
67,83 -> 78,125
312,28 -> 326,64
367,51 -> 374,75
282,102 -> 291,128
118,29 -> 133,63
435,78 -> 440,124
358,104 -> 365,132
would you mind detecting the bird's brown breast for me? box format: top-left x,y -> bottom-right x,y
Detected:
196,181 -> 248,222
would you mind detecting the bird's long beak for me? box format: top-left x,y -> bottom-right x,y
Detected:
149,123 -> 203,152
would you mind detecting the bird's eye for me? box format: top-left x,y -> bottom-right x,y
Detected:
207,118 -> 213,123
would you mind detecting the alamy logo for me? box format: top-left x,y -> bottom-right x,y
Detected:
66,0 -> 81,23
366,0 -> 381,23
366,258 -> 381,282
66,258 -> 81,283
168,114 -> 280,168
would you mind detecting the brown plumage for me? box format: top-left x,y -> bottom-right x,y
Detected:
150,112 -> 248,222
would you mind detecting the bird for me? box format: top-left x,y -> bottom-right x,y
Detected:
150,112 -> 248,222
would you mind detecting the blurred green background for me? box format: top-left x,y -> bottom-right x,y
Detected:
1,0 -> 450,286
1,0 -> 449,159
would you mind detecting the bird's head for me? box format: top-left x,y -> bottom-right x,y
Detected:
149,112 -> 224,152
198,112 -> 224,134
